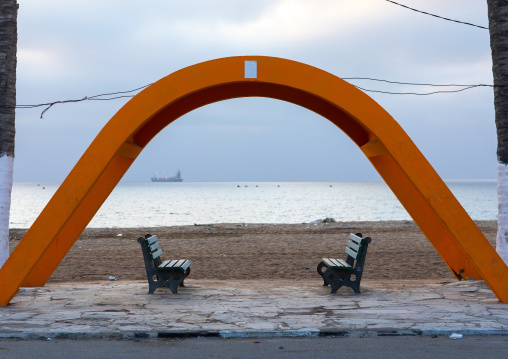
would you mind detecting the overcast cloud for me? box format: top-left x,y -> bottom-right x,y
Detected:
13,0 -> 494,182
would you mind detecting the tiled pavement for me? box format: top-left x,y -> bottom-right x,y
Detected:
1,279 -> 507,339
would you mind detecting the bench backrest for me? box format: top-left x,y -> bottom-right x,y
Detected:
344,233 -> 370,266
144,235 -> 163,265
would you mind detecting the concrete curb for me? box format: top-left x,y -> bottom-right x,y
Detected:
2,328 -> 508,341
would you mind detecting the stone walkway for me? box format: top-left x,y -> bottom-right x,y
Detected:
1,279 -> 507,339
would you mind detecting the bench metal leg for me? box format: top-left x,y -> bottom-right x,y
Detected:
166,270 -> 185,294
324,268 -> 344,294
324,268 -> 362,294
179,267 -> 191,287
317,262 -> 329,286
145,270 -> 186,294
147,273 -> 166,294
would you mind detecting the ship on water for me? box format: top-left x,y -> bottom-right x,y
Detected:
151,170 -> 183,182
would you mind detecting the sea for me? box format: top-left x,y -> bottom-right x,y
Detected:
9,180 -> 497,229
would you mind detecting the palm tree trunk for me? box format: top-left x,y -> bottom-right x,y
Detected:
0,1 -> 17,268
488,0 -> 508,264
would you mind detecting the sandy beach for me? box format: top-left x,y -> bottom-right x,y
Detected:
8,220 -> 497,283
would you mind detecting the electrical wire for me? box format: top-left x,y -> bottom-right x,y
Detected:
353,84 -> 483,96
344,77 -> 499,95
86,84 -> 152,100
12,83 -> 152,118
384,0 -> 488,30
3,79 -> 496,118
342,77 -> 495,88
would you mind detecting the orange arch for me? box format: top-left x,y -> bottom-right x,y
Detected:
1,56 -> 507,305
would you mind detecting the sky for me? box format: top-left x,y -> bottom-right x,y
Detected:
13,0 -> 495,183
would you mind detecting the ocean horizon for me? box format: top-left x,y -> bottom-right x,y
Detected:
9,180 -> 498,229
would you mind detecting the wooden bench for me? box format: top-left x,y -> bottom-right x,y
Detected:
137,234 -> 191,294
317,233 -> 371,294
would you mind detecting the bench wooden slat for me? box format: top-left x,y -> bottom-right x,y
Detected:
149,241 -> 160,252
322,258 -> 352,269
164,259 -> 179,268
321,258 -> 336,268
158,259 -> 192,271
345,247 -> 358,259
158,260 -> 173,269
347,240 -> 359,252
349,233 -> 362,244
150,248 -> 163,260
165,260 -> 179,268
145,235 -> 158,245
328,258 -> 343,267
180,260 -> 191,271
159,259 -> 172,268
159,260 -> 178,269
174,259 -> 186,268
334,259 -> 351,268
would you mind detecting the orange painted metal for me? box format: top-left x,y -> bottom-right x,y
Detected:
1,56 -> 507,305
